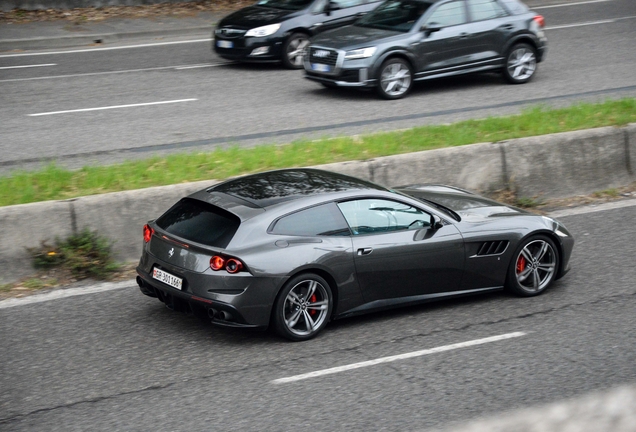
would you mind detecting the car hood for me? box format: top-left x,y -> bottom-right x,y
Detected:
396,185 -> 531,222
311,25 -> 405,50
218,5 -> 300,28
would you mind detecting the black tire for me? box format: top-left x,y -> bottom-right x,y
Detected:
503,43 -> 537,84
272,273 -> 333,341
505,235 -> 559,297
282,32 -> 309,69
376,58 -> 412,100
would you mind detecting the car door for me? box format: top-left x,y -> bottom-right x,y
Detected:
414,0 -> 473,74
311,0 -> 380,34
465,0 -> 513,64
337,198 -> 465,304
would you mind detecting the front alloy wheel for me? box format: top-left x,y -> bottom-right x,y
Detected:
273,274 -> 332,341
503,43 -> 537,84
282,33 -> 309,69
377,58 -> 412,100
506,236 -> 558,296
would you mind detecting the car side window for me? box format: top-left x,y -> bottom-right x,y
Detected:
331,0 -> 365,8
467,0 -> 507,21
426,0 -> 467,27
271,202 -> 351,236
337,199 -> 431,235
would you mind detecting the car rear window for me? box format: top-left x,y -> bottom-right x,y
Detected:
498,0 -> 529,14
156,198 -> 240,248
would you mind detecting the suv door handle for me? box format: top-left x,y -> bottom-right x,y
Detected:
357,247 -> 373,256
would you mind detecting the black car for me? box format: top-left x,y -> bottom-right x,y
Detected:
213,0 -> 383,68
136,169 -> 573,341
304,0 -> 546,98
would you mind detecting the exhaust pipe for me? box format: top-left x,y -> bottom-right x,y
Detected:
136,276 -> 157,298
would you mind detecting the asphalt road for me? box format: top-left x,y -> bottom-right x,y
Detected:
1,0 -> 635,173
1,200 -> 635,431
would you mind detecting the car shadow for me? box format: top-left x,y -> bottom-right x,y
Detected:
301,71 -> 507,101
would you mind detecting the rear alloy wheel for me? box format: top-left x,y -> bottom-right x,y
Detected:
282,33 -> 309,69
506,236 -> 559,296
377,58 -> 412,99
503,43 -> 537,84
273,273 -> 332,341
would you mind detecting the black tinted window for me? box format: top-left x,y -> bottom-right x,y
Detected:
156,198 -> 240,248
271,203 -> 350,236
356,0 -> 434,32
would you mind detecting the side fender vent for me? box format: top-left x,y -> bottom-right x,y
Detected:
475,240 -> 509,256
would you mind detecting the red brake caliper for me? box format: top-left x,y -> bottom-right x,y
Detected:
516,256 -> 527,274
309,294 -> 317,315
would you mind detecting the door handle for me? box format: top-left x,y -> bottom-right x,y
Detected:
357,247 -> 373,256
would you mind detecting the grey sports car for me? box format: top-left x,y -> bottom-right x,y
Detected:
136,168 -> 574,341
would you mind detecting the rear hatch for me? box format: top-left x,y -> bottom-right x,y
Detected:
150,197 -> 241,272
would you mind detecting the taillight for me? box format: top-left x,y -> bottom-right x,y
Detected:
143,224 -> 154,243
225,258 -> 244,274
210,255 -> 245,273
533,15 -> 545,28
210,255 -> 225,271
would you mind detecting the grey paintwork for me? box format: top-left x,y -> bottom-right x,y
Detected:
136,169 -> 573,330
304,0 -> 546,88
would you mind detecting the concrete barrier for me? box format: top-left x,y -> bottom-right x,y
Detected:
1,125 -> 634,284
503,127 -> 632,199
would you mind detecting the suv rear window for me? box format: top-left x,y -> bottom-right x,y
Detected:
156,198 -> 240,248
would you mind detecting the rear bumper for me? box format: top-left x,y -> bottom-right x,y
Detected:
136,253 -> 285,329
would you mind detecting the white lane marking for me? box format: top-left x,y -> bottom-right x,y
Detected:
0,63 -> 227,83
549,198 -> 636,218
271,332 -> 526,384
28,98 -> 197,116
533,0 -> 613,9
0,63 -> 56,70
0,38 -> 212,58
175,64 -> 218,70
0,280 -> 133,309
546,19 -> 615,30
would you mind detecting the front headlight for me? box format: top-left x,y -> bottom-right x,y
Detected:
344,47 -> 377,60
245,24 -> 281,38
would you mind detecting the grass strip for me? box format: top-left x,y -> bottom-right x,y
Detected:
1,98 -> 635,207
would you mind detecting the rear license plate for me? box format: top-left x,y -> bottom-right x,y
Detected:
217,40 -> 233,49
153,267 -> 183,290
312,63 -> 330,73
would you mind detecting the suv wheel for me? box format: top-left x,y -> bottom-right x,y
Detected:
504,43 -> 537,84
377,58 -> 412,99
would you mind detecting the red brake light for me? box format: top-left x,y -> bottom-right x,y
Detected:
533,15 -> 545,28
225,258 -> 244,274
210,255 -> 226,271
210,255 -> 245,273
143,224 -> 154,243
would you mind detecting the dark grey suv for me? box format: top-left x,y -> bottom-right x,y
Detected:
304,0 -> 546,98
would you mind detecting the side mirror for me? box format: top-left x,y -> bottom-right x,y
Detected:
421,22 -> 442,36
430,214 -> 443,230
325,0 -> 340,14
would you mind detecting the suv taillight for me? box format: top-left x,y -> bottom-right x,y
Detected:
143,224 -> 154,243
210,255 -> 245,274
533,15 -> 545,28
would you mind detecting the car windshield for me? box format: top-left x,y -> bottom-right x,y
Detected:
256,0 -> 315,10
356,0 -> 434,32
